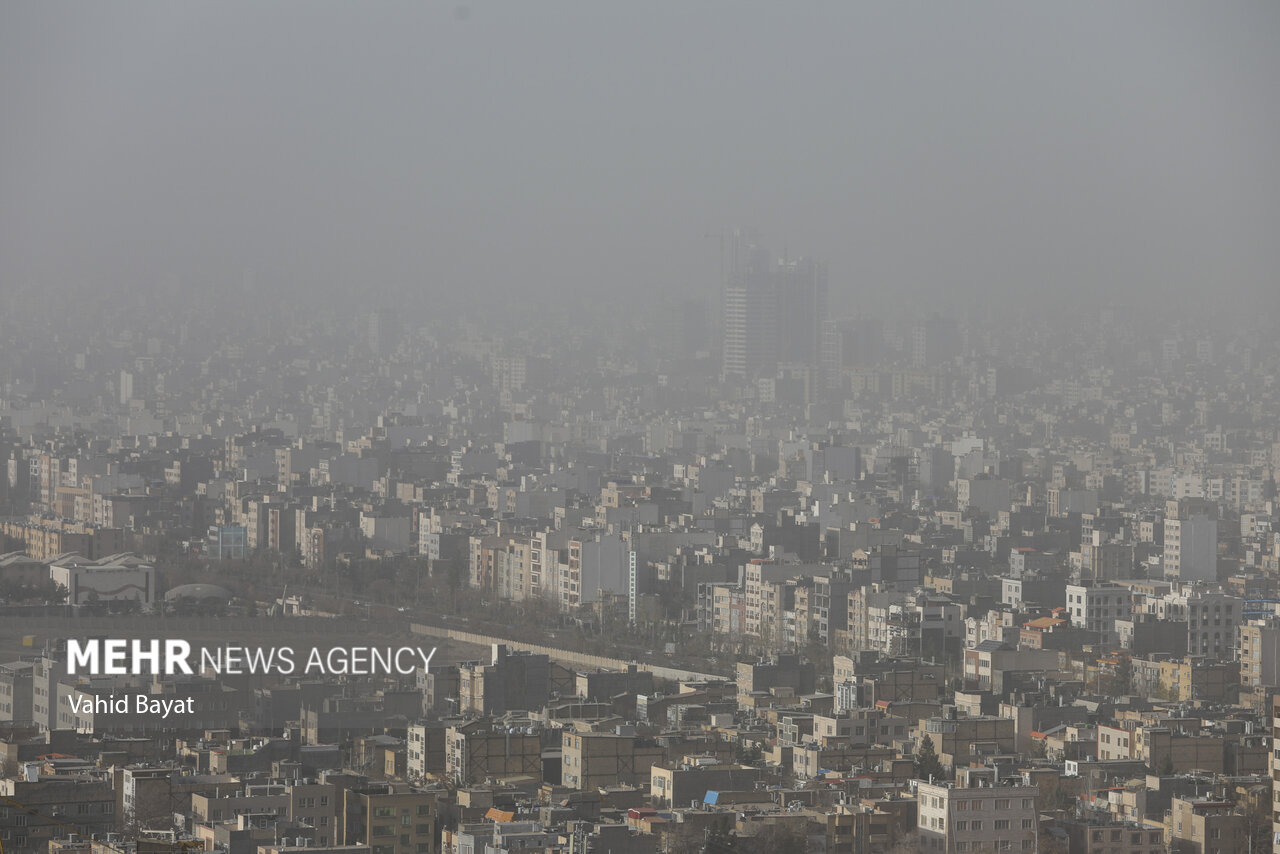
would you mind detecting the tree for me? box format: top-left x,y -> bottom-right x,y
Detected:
1040,778 -> 1076,812
735,742 -> 763,766
662,823 -> 701,854
740,822 -> 807,854
41,580 -> 69,605
1244,789 -> 1272,854
82,590 -> 108,616
438,554 -> 468,613
884,838 -> 924,854
803,638 -> 833,675
119,778 -> 179,839
704,815 -> 740,854
914,733 -> 944,782
1038,831 -> 1070,854
1101,655 -> 1131,698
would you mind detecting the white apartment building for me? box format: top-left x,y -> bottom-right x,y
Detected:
1163,515 -> 1217,582
1140,585 -> 1242,660
916,780 -> 1039,853
1064,583 -> 1132,646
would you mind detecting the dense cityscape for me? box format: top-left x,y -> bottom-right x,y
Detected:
3,258 -> 1280,854
5,3 -> 1280,854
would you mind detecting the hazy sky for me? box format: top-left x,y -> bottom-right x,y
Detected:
3,2 -> 1278,315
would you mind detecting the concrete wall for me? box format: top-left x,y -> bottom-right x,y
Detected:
410,622 -> 726,683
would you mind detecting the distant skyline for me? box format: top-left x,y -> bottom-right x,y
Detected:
3,2 -> 1279,316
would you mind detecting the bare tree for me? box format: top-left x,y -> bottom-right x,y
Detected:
739,822 -> 808,854
883,836 -> 924,854
119,783 -> 179,839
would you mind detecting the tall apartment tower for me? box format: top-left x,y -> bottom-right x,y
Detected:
1273,692 -> 1280,853
912,317 -> 962,369
775,256 -> 828,367
1163,514 -> 1217,582
721,236 -> 776,380
119,369 -> 134,405
721,234 -> 827,380
366,307 -> 399,356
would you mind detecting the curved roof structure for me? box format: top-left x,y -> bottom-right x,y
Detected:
164,583 -> 234,601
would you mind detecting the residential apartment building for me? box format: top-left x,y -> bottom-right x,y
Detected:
1169,796 -> 1246,854
406,723 -> 447,782
0,662 -> 33,726
1164,515 -> 1218,583
1064,583 -> 1133,646
1272,693 -> 1280,853
0,774 -> 115,854
916,714 -> 1016,769
444,720 -> 541,786
560,731 -> 665,791
457,645 -> 549,716
341,784 -> 440,854
1060,819 -> 1165,854
852,587 -> 962,660
1239,618 -> 1280,690
915,779 -> 1039,853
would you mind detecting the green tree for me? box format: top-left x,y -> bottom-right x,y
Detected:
40,580 -> 69,604
914,733 -> 944,782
